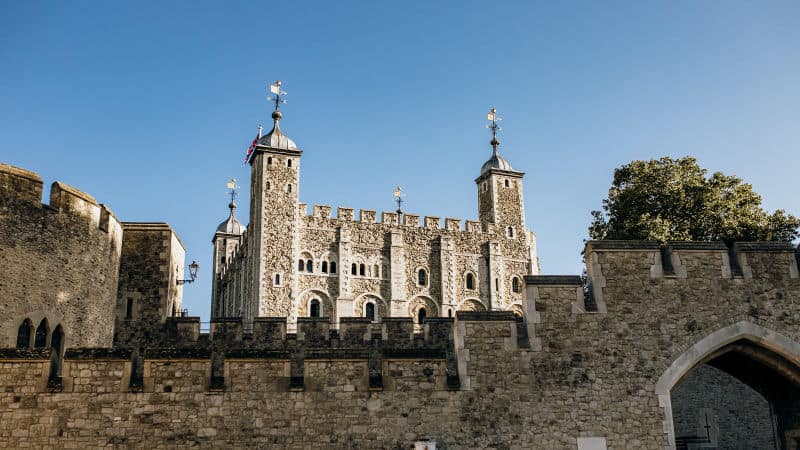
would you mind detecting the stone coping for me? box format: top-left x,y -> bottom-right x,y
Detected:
585,241 -> 661,251
666,242 -> 727,250
144,348 -> 212,359
210,318 -> 244,324
338,317 -> 372,324
524,275 -> 582,286
167,316 -> 201,323
51,181 -> 98,205
253,317 -> 289,323
456,311 -> 516,321
0,163 -> 42,182
224,349 -> 292,359
0,348 -> 51,360
383,348 -> 447,359
64,348 -> 132,360
733,241 -> 796,252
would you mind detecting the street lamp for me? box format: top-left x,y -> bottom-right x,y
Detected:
177,260 -> 199,285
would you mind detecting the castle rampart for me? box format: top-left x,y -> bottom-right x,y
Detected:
0,163 -> 123,349
2,241 -> 797,448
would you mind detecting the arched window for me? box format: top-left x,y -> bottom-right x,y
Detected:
359,264 -> 365,276
504,179 -> 510,187
418,308 -> 427,325
298,259 -> 305,271
287,184 -> 293,193
507,226 -> 514,238
512,277 -> 520,293
274,273 -> 281,285
287,159 -> 292,168
330,261 -> 337,274
321,261 -> 328,273
267,156 -> 273,165
351,263 -> 357,275
417,269 -> 427,287
365,303 -> 375,321
466,273 -> 475,290
34,319 -> 49,348
51,325 -> 64,354
310,299 -> 320,318
266,181 -> 271,190
16,319 -> 32,349
306,259 -> 313,272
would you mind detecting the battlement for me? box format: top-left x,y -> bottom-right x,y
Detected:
525,241 -> 800,321
0,163 -> 42,203
298,202 -> 489,234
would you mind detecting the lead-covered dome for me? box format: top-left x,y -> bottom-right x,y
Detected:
257,110 -> 297,150
480,149 -> 515,175
216,202 -> 245,235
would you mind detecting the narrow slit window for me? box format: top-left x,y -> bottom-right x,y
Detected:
512,277 -> 520,293
126,298 -> 134,319
466,273 -> 475,290
418,269 -> 427,286
310,299 -> 320,318
365,303 -> 375,321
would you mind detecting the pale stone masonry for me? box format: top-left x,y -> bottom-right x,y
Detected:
211,107 -> 540,331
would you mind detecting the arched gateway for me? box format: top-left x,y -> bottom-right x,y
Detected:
656,321 -> 800,449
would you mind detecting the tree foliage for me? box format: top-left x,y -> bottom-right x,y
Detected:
589,157 -> 800,244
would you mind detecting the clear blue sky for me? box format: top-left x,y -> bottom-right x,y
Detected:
2,1 -> 798,321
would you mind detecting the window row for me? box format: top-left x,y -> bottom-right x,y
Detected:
265,181 -> 293,193
17,318 -> 64,351
298,259 -> 337,274
266,156 -> 293,167
350,263 -> 385,278
415,268 -> 523,294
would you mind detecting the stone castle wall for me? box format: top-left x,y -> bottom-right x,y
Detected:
1,242 -> 798,448
0,163 -> 123,349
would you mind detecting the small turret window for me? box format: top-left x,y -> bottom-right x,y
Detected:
359,264 -> 365,276
321,261 -> 328,273
466,273 -> 475,290
417,268 -> 428,287
267,157 -> 273,165
330,262 -> 337,274
298,259 -> 305,271
351,263 -> 357,275
266,181 -> 271,191
504,179 -> 510,187
126,298 -> 134,319
274,273 -> 281,286
306,259 -> 313,273
512,277 -> 521,293
287,159 -> 292,168
286,184 -> 292,193
507,226 -> 514,238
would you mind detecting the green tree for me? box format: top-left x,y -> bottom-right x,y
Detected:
589,157 -> 800,244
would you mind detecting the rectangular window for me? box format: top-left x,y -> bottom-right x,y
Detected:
126,298 -> 134,319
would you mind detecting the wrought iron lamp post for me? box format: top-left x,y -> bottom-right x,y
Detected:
177,260 -> 199,285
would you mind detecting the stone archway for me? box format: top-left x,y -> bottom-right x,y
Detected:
655,321 -> 800,449
409,296 -> 438,324
457,298 -> 487,312
353,293 -> 387,322
297,289 -> 334,321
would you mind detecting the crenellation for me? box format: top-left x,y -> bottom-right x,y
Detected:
312,204 -> 331,219
403,213 -> 420,227
424,216 -> 440,229
337,207 -> 355,221
465,220 -> 481,232
381,211 -> 399,225
0,163 -> 43,204
445,217 -> 461,231
359,209 -> 376,223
